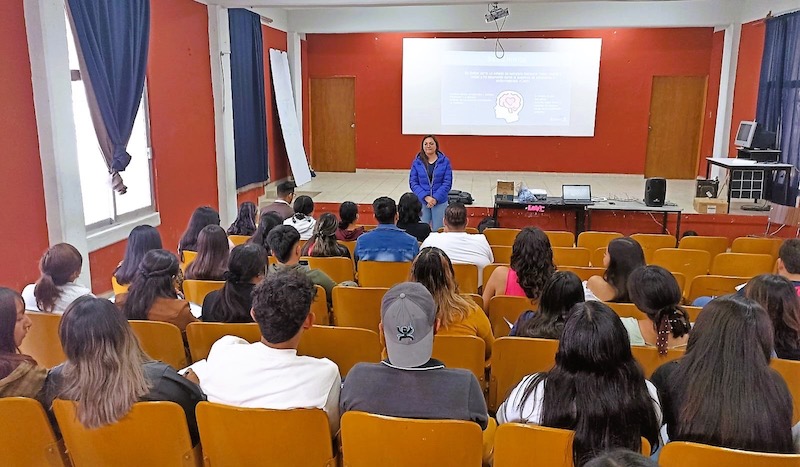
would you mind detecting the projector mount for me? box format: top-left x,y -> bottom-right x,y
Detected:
485,3 -> 509,23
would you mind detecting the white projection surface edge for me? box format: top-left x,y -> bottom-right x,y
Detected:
402,38 -> 602,137
269,49 -> 312,186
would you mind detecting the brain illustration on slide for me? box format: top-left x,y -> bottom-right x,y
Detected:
495,90 -> 524,123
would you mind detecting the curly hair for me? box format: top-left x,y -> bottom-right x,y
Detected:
510,227 -> 555,300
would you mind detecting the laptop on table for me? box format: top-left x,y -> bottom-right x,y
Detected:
562,185 -> 593,205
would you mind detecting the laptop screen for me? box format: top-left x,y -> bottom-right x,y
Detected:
562,185 -> 591,201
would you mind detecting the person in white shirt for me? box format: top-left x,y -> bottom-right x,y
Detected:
496,301 -> 662,466
21,243 -> 93,313
189,267 -> 341,434
283,195 -> 317,241
420,202 -> 493,284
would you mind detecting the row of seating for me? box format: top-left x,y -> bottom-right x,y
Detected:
7,396 -> 797,467
18,312 -> 799,423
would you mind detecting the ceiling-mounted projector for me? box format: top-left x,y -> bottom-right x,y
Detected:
485,3 -> 509,23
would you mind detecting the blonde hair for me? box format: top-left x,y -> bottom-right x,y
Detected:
58,296 -> 151,428
410,247 -> 475,328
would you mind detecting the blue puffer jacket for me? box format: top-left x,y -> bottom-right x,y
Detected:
409,152 -> 453,205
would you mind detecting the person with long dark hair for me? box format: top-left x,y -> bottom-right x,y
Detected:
202,244 -> 267,323
178,206 -> 221,262
483,227 -> 555,306
586,237 -> 645,302
396,192 -> 432,242
497,301 -> 661,466
651,295 -> 795,453
0,288 -> 46,399
336,201 -> 365,242
185,225 -> 229,281
248,211 -> 284,253
43,296 -> 205,443
117,249 -> 197,332
114,225 -> 163,287
624,265 -> 690,354
22,243 -> 92,313
745,274 -> 800,360
410,247 -> 494,359
283,195 -> 316,240
511,271 -> 585,338
409,135 -> 453,231
301,213 -> 351,258
227,202 -> 257,236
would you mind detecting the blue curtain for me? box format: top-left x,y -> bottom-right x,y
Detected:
67,0 -> 150,193
229,9 -> 269,189
756,11 -> 800,204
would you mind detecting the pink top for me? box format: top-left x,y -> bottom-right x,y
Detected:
504,268 -> 527,297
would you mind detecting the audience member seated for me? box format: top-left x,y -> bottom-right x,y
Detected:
745,274 -> 800,361
411,248 -> 494,359
22,243 -> 93,313
189,269 -> 341,434
584,449 -> 657,467
117,250 -> 197,332
510,271 -> 585,338
227,201 -> 257,236
651,295 -> 795,453
336,201 -> 365,241
114,225 -> 163,288
267,226 -> 336,305
44,296 -> 205,444
482,227 -> 554,306
396,192 -> 432,242
355,197 -> 420,263
284,195 -> 317,241
585,237 -> 644,302
0,288 -> 46,399
776,239 -> 800,293
202,244 -> 267,323
184,225 -> 229,281
421,202 -> 493,284
261,180 -> 296,220
624,265 -> 690,353
340,282 -> 488,428
497,301 -> 661,465
178,206 -> 222,261
301,213 -> 351,259
247,211 -> 284,253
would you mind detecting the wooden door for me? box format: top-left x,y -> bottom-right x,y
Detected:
645,76 -> 708,179
310,77 -> 356,172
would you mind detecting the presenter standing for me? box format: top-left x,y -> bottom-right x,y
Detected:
409,135 -> 453,231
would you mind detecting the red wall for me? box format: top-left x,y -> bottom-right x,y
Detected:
305,28 -> 715,174
263,25 -> 290,182
89,0 -> 219,292
729,20 -> 766,156
0,0 -> 50,290
697,29 -> 725,175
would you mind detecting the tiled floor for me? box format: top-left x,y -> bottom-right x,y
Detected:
265,169 -> 703,212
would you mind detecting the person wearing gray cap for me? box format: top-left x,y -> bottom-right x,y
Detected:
340,282 -> 491,447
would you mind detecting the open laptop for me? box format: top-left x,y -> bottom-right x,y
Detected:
562,184 -> 593,205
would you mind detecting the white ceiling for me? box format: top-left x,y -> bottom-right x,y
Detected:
217,0 -> 689,8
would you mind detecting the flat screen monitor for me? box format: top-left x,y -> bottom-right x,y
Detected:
562,185 -> 591,201
734,120 -> 757,148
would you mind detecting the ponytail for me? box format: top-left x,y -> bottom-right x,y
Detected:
34,243 -> 83,313
654,305 -> 691,355
219,270 -> 253,323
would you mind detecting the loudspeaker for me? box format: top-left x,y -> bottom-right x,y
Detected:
644,178 -> 666,207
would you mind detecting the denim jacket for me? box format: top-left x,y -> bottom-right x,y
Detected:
354,224 -> 420,263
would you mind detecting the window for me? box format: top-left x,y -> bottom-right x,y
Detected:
65,14 -> 155,229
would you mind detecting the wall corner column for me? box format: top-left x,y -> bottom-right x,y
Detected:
712,23 -> 742,172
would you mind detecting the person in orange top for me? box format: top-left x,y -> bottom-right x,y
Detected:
410,247 -> 494,359
117,249 -> 197,332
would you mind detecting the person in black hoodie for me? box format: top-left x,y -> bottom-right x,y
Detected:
202,244 -> 267,323
396,192 -> 432,242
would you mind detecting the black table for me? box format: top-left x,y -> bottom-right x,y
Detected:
492,198 -> 591,237
706,157 -> 794,213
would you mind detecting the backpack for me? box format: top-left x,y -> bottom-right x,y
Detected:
477,217 -> 498,232
448,190 -> 474,205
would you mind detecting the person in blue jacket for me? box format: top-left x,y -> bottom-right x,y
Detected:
409,135 -> 453,231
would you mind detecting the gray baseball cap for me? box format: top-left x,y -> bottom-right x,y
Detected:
381,282 -> 436,368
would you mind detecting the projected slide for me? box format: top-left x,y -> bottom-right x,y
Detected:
403,38 -> 601,137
